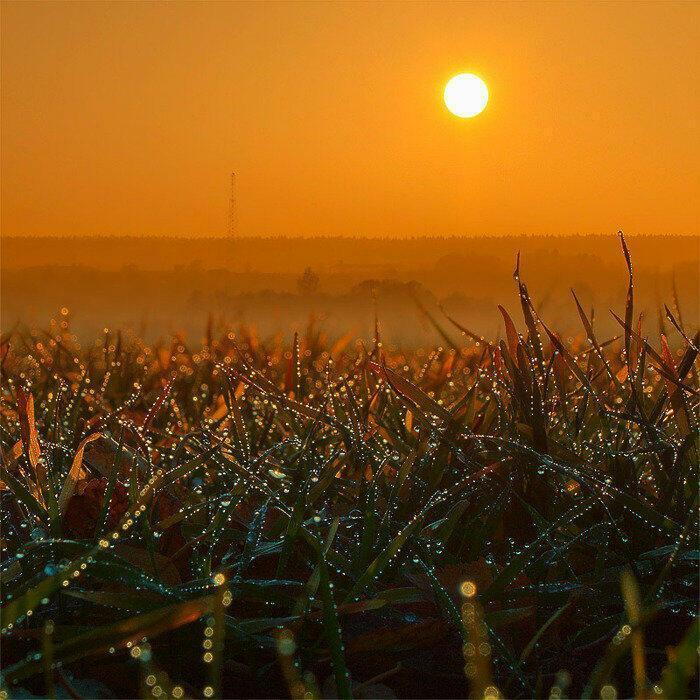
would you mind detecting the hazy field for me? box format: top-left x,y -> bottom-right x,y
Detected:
1,234 -> 697,698
2,235 -> 698,344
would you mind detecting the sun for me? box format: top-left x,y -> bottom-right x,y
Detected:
444,73 -> 489,118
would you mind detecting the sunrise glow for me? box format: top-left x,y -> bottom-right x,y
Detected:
443,73 -> 489,118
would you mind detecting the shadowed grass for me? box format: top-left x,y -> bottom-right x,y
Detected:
1,236 -> 697,699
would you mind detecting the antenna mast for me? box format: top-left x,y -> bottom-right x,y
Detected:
228,171 -> 237,238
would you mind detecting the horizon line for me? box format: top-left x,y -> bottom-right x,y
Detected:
2,231 -> 698,241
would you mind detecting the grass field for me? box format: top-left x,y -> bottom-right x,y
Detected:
1,235 -> 697,699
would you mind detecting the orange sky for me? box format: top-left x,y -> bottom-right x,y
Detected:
1,1 -> 698,237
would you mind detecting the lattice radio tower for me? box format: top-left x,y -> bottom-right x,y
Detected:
228,171 -> 237,238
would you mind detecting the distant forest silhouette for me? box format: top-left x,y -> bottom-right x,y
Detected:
3,234 -> 697,345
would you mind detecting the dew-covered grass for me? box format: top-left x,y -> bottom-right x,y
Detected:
1,235 -> 697,699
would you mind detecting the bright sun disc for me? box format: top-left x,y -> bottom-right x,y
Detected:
444,73 -> 489,118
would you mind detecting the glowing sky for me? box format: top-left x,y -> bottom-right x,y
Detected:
1,1 -> 698,237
